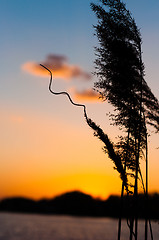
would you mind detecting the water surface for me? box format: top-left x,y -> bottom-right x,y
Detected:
0,213 -> 158,240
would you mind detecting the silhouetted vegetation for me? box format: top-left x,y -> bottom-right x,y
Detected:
39,1 -> 158,239
91,0 -> 159,239
1,191 -> 159,220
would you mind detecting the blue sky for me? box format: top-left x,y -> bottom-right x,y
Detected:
1,0 -> 159,103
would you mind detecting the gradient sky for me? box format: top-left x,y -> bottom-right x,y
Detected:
1,0 -> 159,200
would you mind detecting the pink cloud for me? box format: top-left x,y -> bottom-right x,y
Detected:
22,54 -> 91,80
71,88 -> 100,103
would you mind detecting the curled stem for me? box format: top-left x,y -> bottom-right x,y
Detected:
40,64 -> 88,119
40,64 -> 128,191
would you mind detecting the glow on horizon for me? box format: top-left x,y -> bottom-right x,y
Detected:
0,103 -> 158,200
0,104 -> 122,200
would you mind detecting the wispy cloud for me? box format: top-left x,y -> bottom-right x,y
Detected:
70,88 -> 100,103
22,54 -> 91,80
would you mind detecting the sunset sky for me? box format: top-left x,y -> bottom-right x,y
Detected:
1,0 -> 159,200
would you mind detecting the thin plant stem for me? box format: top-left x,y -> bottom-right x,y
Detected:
118,129 -> 130,240
39,64 -> 88,120
145,129 -> 148,240
134,44 -> 144,240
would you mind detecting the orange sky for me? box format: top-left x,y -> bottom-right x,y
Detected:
0,103 -> 122,200
1,99 -> 158,200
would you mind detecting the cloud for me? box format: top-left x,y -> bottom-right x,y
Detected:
22,54 -> 91,80
71,88 -> 100,103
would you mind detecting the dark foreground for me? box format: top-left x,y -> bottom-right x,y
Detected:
0,191 -> 159,219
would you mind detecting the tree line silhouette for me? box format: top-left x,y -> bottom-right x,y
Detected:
1,191 -> 159,220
